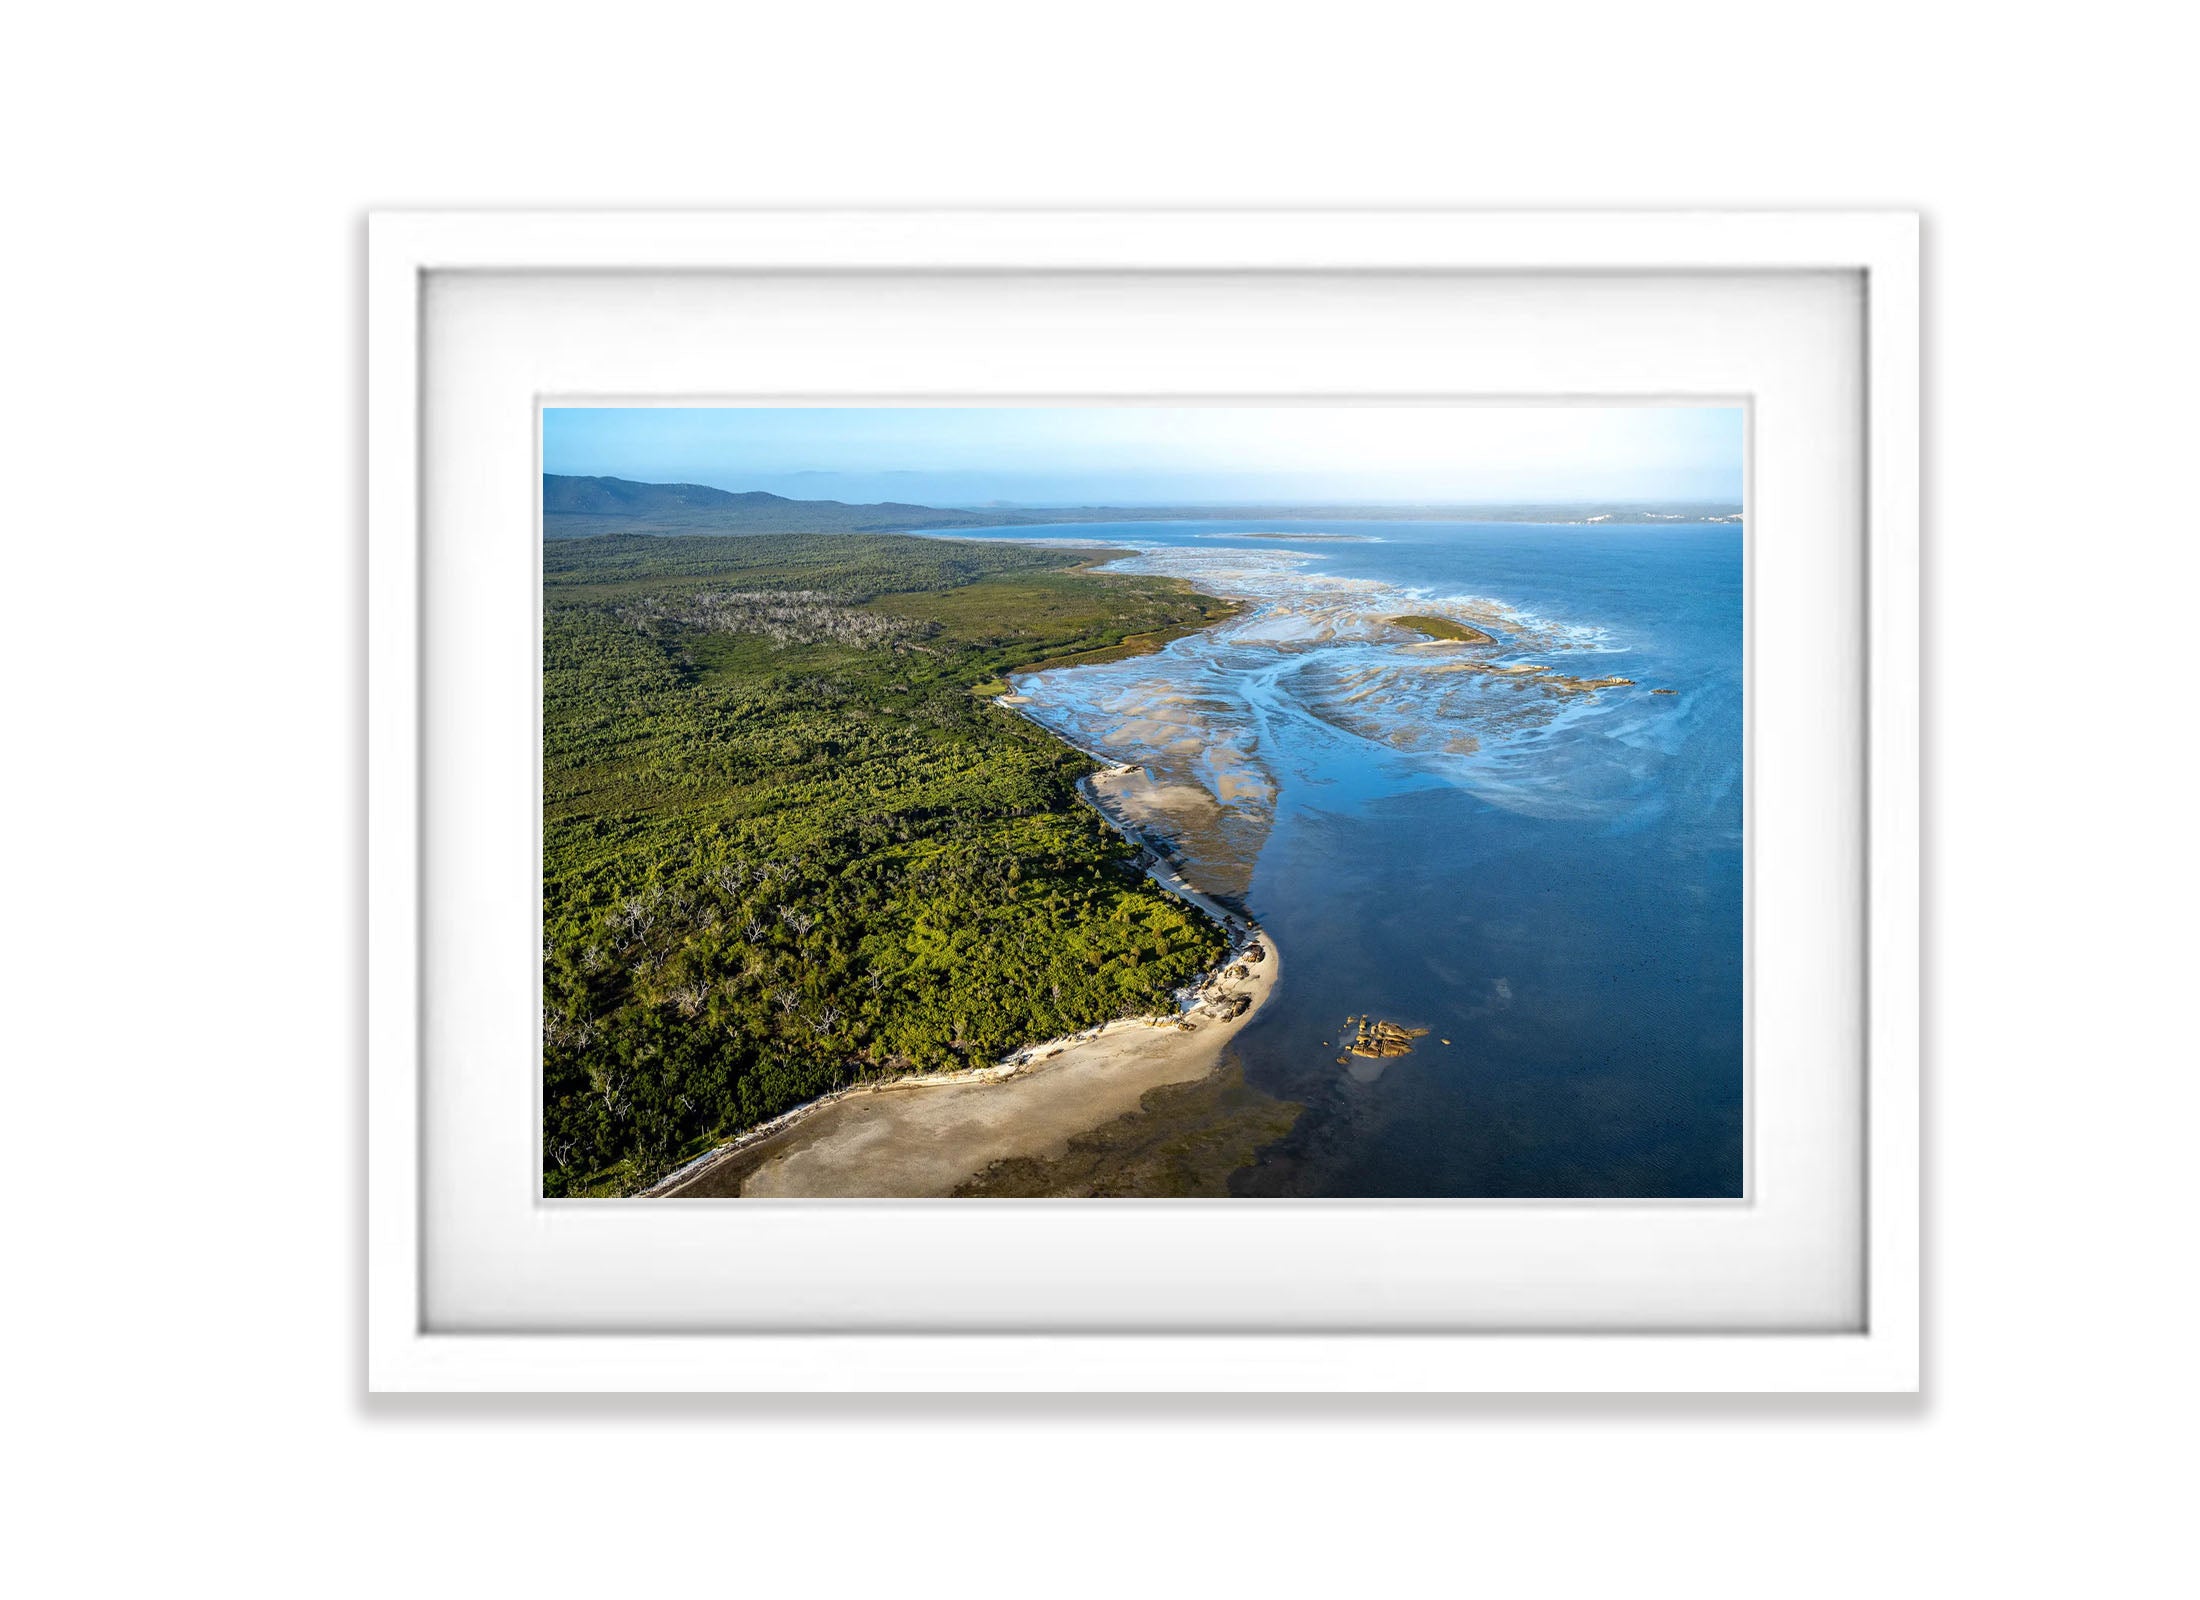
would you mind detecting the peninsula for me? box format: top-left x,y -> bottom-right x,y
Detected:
543,524 -> 1262,1197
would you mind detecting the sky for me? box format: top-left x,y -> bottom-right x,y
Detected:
541,406 -> 1744,508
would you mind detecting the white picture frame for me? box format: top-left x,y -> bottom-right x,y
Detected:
368,210 -> 1918,1392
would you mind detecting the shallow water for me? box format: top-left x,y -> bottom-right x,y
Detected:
954,519 -> 1743,1197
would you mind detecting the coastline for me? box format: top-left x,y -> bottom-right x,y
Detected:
651,751 -> 1275,1199
649,550 -> 1281,1199
658,924 -> 1278,1198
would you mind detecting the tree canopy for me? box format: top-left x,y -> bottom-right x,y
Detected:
543,532 -> 1239,1195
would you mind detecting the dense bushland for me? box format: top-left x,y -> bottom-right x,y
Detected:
543,533 -> 1238,1195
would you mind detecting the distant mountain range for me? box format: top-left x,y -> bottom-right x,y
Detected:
542,474 -> 1742,539
543,475 -> 1019,539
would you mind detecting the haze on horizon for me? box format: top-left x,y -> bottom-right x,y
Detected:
543,405 -> 1744,509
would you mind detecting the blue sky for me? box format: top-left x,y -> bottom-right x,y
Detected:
542,406 -> 1743,507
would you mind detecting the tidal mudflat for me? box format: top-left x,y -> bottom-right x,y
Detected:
959,518 -> 1745,1198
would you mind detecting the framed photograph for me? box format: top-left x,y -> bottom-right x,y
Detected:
368,210 -> 1918,1391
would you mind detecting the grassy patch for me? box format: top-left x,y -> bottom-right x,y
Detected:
1390,613 -> 1496,645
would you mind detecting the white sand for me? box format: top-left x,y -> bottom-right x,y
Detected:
661,937 -> 1279,1199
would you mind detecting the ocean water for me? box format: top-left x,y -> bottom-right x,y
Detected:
949,519 -> 1743,1198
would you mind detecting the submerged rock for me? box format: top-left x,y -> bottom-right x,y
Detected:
1544,673 -> 1636,693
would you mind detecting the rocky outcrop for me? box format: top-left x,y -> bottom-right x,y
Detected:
1344,1016 -> 1429,1059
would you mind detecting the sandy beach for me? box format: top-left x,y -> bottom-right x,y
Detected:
656,927 -> 1279,1197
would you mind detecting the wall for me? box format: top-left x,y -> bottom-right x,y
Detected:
5,3 -> 2187,1595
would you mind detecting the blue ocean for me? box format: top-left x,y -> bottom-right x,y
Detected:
952,519 -> 1743,1197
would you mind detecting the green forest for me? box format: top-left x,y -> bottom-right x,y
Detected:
543,531 -> 1241,1196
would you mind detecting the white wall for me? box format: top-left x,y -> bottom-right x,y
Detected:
4,3 -> 2189,1595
